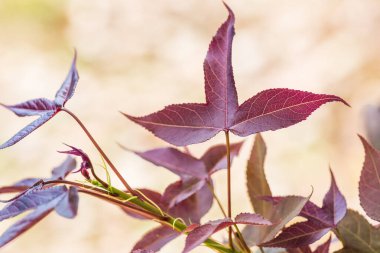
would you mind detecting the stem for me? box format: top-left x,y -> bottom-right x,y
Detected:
45,178 -> 234,253
62,108 -> 135,194
43,180 -> 110,195
259,247 -> 265,253
77,188 -> 158,220
224,130 -> 234,250
110,186 -> 235,253
89,162 -> 109,188
224,131 -> 251,253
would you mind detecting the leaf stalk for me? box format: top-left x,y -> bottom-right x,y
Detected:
62,108 -> 135,194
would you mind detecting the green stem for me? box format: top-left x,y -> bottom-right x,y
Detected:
62,108 -> 135,194
50,178 -> 236,252
96,182 -> 235,253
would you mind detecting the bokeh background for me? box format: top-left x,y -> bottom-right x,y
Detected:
1,0 -> 380,252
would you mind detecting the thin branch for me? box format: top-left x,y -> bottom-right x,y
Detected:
61,108 -> 135,194
225,130 -> 234,250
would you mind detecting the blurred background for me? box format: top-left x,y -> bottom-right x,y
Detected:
0,0 -> 380,252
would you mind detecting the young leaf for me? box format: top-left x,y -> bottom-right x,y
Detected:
242,196 -> 309,247
358,135 -> 380,222
0,52 -> 79,149
336,209 -> 380,253
246,133 -> 272,216
132,226 -> 179,252
58,144 -> 92,180
123,5 -> 348,146
183,214 -> 271,253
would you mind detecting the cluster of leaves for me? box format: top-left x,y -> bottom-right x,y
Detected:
0,2 -> 378,253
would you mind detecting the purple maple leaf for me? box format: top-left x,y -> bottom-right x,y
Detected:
123,4 -> 348,146
261,169 -> 346,248
0,52 -> 79,149
132,226 -> 179,252
358,135 -> 380,222
0,186 -> 79,247
126,141 -> 242,209
183,214 -> 271,253
260,221 -> 330,248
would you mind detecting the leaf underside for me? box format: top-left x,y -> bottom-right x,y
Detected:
0,51 -> 78,149
246,133 -> 272,216
336,209 -> 380,253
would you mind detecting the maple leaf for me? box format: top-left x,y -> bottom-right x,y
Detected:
242,196 -> 309,247
122,186 -> 212,251
0,52 -> 79,149
260,169 -> 346,248
0,186 -> 79,247
336,209 -> 380,253
260,221 -> 330,248
300,169 -> 346,227
246,133 -> 272,217
183,214 -> 271,253
124,141 -> 242,210
132,226 -> 179,252
358,135 -> 380,222
123,4 -> 348,146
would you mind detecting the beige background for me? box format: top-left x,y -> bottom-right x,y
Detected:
0,0 -> 379,252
